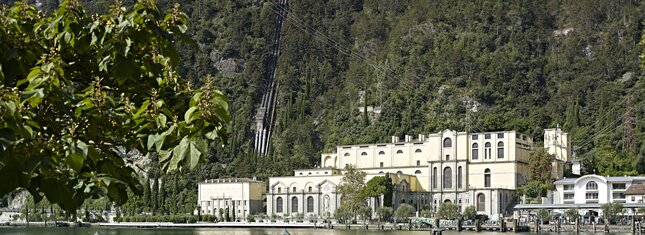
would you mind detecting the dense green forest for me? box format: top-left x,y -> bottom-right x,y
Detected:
2,0 -> 644,215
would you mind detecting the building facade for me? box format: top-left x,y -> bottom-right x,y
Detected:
198,178 -> 266,221
268,128 -> 565,219
553,175 -> 645,205
266,168 -> 429,217
626,183 -> 645,204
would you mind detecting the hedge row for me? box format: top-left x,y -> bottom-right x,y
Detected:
117,215 -> 216,223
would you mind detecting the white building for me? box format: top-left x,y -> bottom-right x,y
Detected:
553,175 -> 645,205
198,178 -> 266,221
626,183 -> 645,204
268,128 -> 566,219
266,168 -> 429,218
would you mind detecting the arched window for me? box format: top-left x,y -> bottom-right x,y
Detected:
277,187 -> 282,193
396,150 -> 403,154
443,167 -> 452,188
415,149 -> 422,153
484,142 -> 491,159
472,143 -> 479,160
484,169 -> 491,187
344,153 -> 350,157
497,141 -> 504,159
414,170 -> 422,174
291,197 -> 298,213
586,181 -> 598,190
276,197 -> 283,213
457,166 -> 463,188
432,167 -> 438,188
396,171 -> 403,174
477,194 -> 485,211
306,196 -> 314,213
443,138 -> 452,148
308,186 -> 312,192
378,171 -> 384,174
361,152 -> 367,156
378,151 -> 385,155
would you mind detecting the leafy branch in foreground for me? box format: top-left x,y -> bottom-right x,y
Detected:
0,0 -> 229,212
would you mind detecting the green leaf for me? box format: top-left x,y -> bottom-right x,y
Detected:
0,65 -> 4,83
146,133 -> 165,152
0,128 -> 16,152
107,183 -> 128,205
90,32 -> 97,46
65,152 -> 84,172
39,178 -> 76,212
63,31 -> 71,44
21,88 -> 45,107
184,106 -> 198,124
167,142 -> 184,172
155,114 -> 167,128
18,68 -> 41,86
133,100 -> 150,119
125,37 -> 132,56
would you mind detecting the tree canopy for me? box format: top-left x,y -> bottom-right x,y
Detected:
336,165 -> 367,217
436,202 -> 460,219
394,203 -> 414,221
0,0 -> 229,212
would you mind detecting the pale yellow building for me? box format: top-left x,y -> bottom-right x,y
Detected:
544,127 -> 572,179
198,178 -> 266,221
271,129 -> 568,219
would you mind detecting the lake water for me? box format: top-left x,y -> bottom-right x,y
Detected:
0,227 -> 633,235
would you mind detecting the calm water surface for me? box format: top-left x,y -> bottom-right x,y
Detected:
0,227 -> 633,235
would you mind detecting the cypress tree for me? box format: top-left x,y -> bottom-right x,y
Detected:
152,177 -> 159,215
143,178 -> 151,210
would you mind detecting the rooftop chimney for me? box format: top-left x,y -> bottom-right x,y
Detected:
391,136 -> 399,143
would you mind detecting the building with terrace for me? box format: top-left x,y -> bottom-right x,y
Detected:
553,175 -> 645,205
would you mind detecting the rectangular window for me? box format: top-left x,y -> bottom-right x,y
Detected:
564,194 -> 574,200
380,162 -> 384,168
472,135 -> 478,140
445,155 -> 450,161
613,183 -> 626,189
292,187 -> 296,192
497,133 -> 504,138
563,185 -> 574,190
485,134 -> 491,139
585,193 -> 598,200
416,160 -> 420,166
631,196 -> 635,201
613,192 -> 625,199
497,148 -> 504,158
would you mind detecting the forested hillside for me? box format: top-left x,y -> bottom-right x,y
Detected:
4,0 -> 644,214
268,0 -> 645,177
